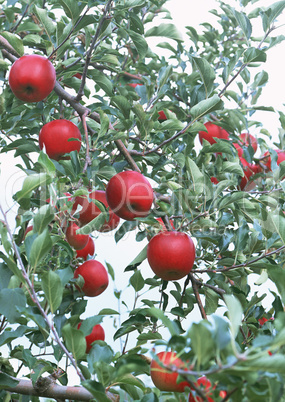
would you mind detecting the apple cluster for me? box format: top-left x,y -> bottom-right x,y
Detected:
199,121 -> 285,191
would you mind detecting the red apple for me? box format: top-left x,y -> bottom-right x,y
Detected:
188,376 -> 227,402
239,133 -> 258,153
158,110 -> 167,121
24,225 -> 33,239
9,54 -> 56,103
106,171 -> 153,221
74,259 -> 109,297
66,222 -> 89,250
72,190 -> 120,232
147,231 -> 196,281
239,158 -> 262,190
261,150 -> 285,171
77,322 -> 105,353
198,122 -> 229,145
210,177 -> 219,184
233,142 -> 243,157
39,119 -> 82,161
76,236 -> 95,260
150,351 -> 190,392
128,83 -> 143,88
156,217 -> 175,231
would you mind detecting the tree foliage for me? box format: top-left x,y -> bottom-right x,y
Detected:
0,0 -> 285,400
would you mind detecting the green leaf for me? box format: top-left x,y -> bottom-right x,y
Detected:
15,173 -> 51,204
157,65 -> 173,92
0,288 -> 26,324
190,95 -> 224,120
87,342 -> 113,365
115,0 -> 147,9
0,32 -> 24,56
185,157 -> 205,194
268,266 -> 285,305
204,287 -> 219,315
130,270 -> 145,292
192,57 -> 216,97
57,0 -> 86,22
224,294 -> 243,338
229,8 -> 252,40
244,48 -> 267,63
88,69 -> 113,96
145,23 -> 183,42
128,30 -> 148,59
98,109 -> 110,138
188,321 -> 216,366
33,5 -> 56,38
111,95 -> 131,119
82,380 -> 111,402
223,160 -> 244,176
125,245 -> 147,271
62,324 -> 86,361
33,205 -> 55,234
270,214 -> 285,245
41,270 -> 63,313
98,308 -> 119,315
262,1 -> 285,32
148,307 -> 180,336
0,373 -> 19,390
28,228 -> 53,268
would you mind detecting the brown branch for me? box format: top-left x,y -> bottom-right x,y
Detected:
4,377 -> 93,401
75,0 -> 113,101
194,245 -> 285,274
189,273 -> 207,320
80,111 -> 91,172
48,6 -> 90,60
0,35 -> 20,58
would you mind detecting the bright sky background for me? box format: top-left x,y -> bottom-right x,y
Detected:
0,0 -> 284,387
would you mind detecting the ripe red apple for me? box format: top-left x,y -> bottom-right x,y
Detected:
239,133 -> 258,153
261,150 -> 285,171
74,259 -> 109,297
66,222 -> 89,250
9,54 -> 56,103
24,225 -> 33,239
188,376 -> 227,402
128,83 -> 143,88
147,231 -> 196,281
158,110 -> 167,121
233,142 -> 243,157
39,119 -> 82,161
210,177 -> 219,184
72,190 -> 120,232
77,322 -> 105,353
76,236 -> 95,260
239,158 -> 262,190
150,351 -> 190,392
198,122 -> 229,145
106,171 -> 153,221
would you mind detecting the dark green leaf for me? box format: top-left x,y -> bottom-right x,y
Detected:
41,270 -> 63,313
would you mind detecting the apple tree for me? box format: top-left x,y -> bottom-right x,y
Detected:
0,0 -> 285,400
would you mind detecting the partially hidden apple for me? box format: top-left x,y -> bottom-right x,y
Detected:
150,351 -> 190,392
76,236 -> 95,260
72,190 -> 120,232
158,110 -> 167,121
198,122 -> 229,145
261,149 -> 285,171
188,376 -> 227,402
77,322 -> 105,353
39,119 -> 82,161
233,133 -> 258,158
66,222 -> 89,250
74,259 -> 109,297
147,231 -> 196,281
239,158 -> 262,190
9,54 -> 56,103
106,171 -> 153,221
